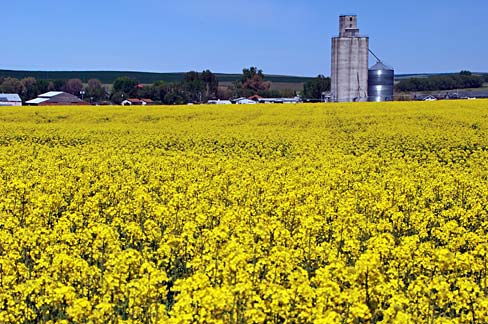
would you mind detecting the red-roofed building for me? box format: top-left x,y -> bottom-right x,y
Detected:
121,98 -> 156,106
248,95 -> 262,102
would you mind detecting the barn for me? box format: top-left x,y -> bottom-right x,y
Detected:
26,92 -> 89,106
0,94 -> 22,106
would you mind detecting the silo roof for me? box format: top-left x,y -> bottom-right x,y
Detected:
370,62 -> 393,71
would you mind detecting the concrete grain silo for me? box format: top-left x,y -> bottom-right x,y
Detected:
368,61 -> 394,102
331,15 -> 369,102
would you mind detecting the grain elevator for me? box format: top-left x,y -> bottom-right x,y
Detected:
331,15 -> 369,102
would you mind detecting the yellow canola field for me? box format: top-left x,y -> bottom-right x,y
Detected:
0,101 -> 488,323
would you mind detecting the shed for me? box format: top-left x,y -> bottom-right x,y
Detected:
26,92 -> 89,106
208,100 -> 232,105
0,94 -> 22,106
232,98 -> 257,105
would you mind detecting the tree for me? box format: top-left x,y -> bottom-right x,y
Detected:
257,88 -> 296,98
395,73 -> 484,92
63,79 -> 84,95
201,70 -> 219,99
184,71 -> 200,83
240,67 -> 270,93
111,91 -> 127,105
179,70 -> 220,102
302,75 -> 331,99
241,67 -> 264,83
217,86 -> 232,100
181,71 -> 205,103
86,79 -> 106,102
113,77 -> 139,97
0,77 -> 25,94
21,77 -> 39,101
37,80 -> 55,93
52,80 -> 66,91
231,82 -> 254,98
163,85 -> 190,105
137,85 -> 158,101
151,81 -> 168,103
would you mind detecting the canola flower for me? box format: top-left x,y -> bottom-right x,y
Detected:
0,101 -> 487,323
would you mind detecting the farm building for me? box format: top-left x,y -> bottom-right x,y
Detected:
26,92 -> 89,106
246,95 -> 301,104
208,100 -> 232,105
121,98 -> 155,106
232,98 -> 257,105
0,94 -> 22,106
256,97 -> 301,104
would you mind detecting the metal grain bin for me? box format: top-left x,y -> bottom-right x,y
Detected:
368,62 -> 394,102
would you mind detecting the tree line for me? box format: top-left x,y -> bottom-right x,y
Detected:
110,70 -> 220,105
0,77 -> 107,103
302,75 -> 331,99
395,71 -> 486,92
0,67 -> 332,104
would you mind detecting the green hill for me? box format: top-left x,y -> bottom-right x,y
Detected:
0,70 -> 314,84
1,69 -> 485,86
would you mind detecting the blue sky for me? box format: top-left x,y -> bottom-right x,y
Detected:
2,0 -> 487,76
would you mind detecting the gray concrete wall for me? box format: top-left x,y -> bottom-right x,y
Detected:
339,15 -> 358,37
331,37 -> 369,102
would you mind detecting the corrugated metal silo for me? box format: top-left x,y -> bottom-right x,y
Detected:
368,62 -> 394,102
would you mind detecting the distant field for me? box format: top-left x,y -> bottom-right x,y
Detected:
395,72 -> 488,80
395,84 -> 488,98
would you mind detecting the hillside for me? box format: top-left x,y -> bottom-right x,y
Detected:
0,69 -> 314,84
395,72 -> 488,80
